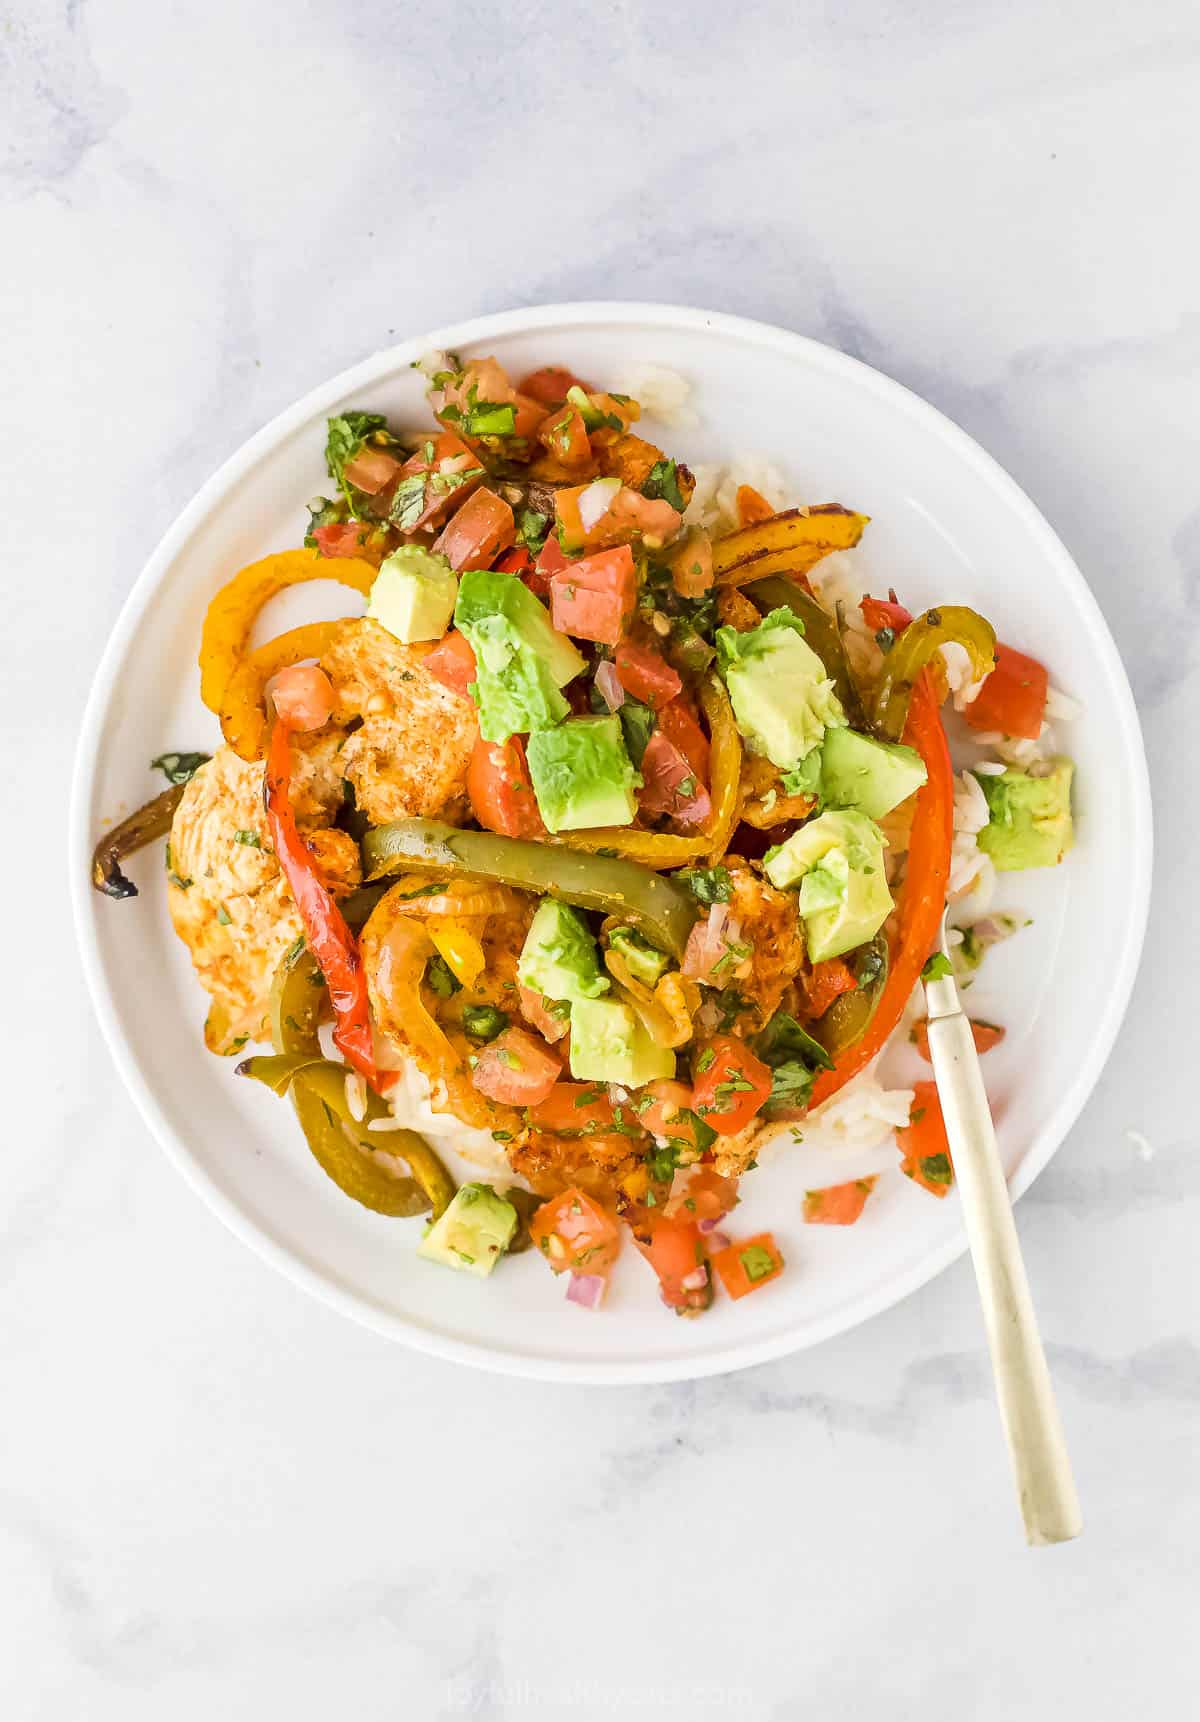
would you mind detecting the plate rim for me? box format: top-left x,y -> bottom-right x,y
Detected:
69,300 -> 1153,1383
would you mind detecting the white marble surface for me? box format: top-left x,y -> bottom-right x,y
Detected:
3,1 -> 1197,1715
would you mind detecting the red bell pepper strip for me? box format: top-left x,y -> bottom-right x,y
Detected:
806,663 -> 953,1108
264,721 -> 378,1087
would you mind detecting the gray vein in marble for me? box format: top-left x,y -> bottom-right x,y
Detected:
1,1 -> 124,199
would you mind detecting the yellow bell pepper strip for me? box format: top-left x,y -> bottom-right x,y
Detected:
429,922 -> 486,987
743,575 -> 863,720
265,720 -> 378,1087
872,604 -> 996,742
806,666 -> 953,1108
199,548 -> 376,713
362,819 -> 699,959
220,620 -> 344,762
264,940 -> 455,1219
713,506 -> 869,587
555,675 -> 741,869
91,784 -> 185,898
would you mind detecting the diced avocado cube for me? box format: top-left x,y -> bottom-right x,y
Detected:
454,568 -> 586,742
367,546 -> 458,643
764,809 -> 893,963
517,900 -> 610,1004
526,715 -> 639,833
716,607 -> 846,770
568,997 -> 675,1087
416,1182 -> 518,1277
975,759 -> 1074,871
820,726 -> 928,819
607,925 -> 671,987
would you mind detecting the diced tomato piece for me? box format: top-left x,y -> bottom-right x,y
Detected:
467,734 -> 545,838
690,1035 -> 773,1136
434,486 -> 515,571
631,1211 -> 712,1314
797,958 -> 858,1019
637,1084 -> 722,1163
860,594 -> 913,634
803,1177 -> 877,1225
736,483 -> 775,525
494,546 -> 532,575
614,640 -> 682,708
518,366 -> 591,406
537,407 -> 593,472
913,1018 -> 1005,1062
638,730 -> 712,827
396,430 -> 484,533
518,985 -> 571,1045
270,664 -> 334,732
663,1164 -> 739,1224
311,521 -> 368,559
549,545 -> 638,645
536,534 -> 573,576
528,1081 -> 620,1135
635,1080 -> 696,1140
963,643 -> 1049,741
470,1027 -> 561,1106
529,1187 -> 622,1276
556,482 -> 681,552
343,445 -> 402,495
896,1080 -> 955,1197
710,1233 -> 785,1299
656,698 -> 709,783
587,392 -> 639,436
434,356 -> 515,415
424,630 -> 477,699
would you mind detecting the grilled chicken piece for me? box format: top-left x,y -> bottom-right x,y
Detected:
167,747 -> 360,1054
315,618 -> 477,827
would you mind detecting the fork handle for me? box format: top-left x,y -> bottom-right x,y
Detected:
926,1011 -> 1083,1545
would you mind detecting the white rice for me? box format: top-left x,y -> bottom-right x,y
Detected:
797,1060 -> 915,1154
683,456 -> 796,534
612,362 -> 699,430
343,1070 -> 367,1123
941,641 -> 986,712
378,1055 -> 512,1176
947,768 -> 998,911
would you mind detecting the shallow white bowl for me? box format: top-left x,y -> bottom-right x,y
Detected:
70,303 -> 1151,1383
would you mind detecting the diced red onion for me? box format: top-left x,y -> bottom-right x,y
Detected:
566,1272 -> 607,1310
595,660 -> 625,711
697,1215 -> 725,1236
680,1267 -> 709,1292
578,476 -> 621,531
701,1229 -> 731,1252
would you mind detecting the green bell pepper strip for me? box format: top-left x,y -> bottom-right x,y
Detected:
361,819 -> 699,960
257,940 -> 456,1219
872,604 -> 996,742
91,784 -> 186,899
808,933 -> 890,1059
743,575 -> 863,721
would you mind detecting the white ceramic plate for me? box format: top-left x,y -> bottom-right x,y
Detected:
70,303 -> 1151,1383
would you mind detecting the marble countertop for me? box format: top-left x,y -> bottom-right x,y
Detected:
4,1 -> 1197,1716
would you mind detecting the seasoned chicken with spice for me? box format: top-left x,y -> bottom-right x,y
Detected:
167,747 -> 360,1054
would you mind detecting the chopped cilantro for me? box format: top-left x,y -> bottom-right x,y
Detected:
677,865 -> 732,905
388,472 -> 428,531
325,410 -> 391,506
642,458 -> 686,512
425,955 -> 461,999
516,508 -> 549,550
918,1152 -> 953,1187
617,696 -> 656,768
151,751 -> 210,785
738,1243 -> 778,1283
216,904 -> 232,926
233,829 -> 261,848
463,1006 -> 510,1043
922,953 -> 954,982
